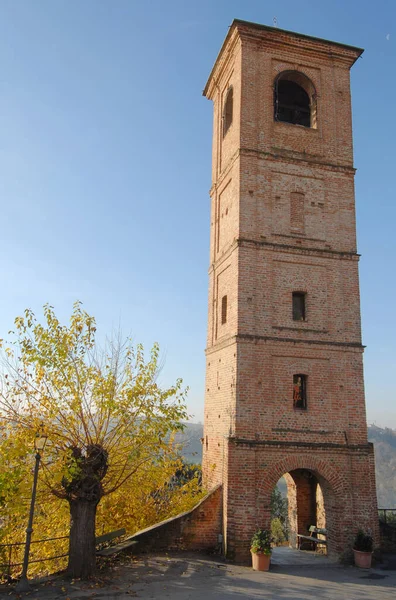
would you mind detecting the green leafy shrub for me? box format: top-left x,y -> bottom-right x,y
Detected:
270,487 -> 289,542
353,529 -> 373,552
271,517 -> 287,545
250,529 -> 272,555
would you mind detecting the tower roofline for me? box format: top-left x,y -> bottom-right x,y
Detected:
203,19 -> 364,97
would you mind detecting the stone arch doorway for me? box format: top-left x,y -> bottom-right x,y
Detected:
258,454 -> 351,558
280,469 -> 327,550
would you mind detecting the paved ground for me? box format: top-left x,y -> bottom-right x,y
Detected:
1,548 -> 395,600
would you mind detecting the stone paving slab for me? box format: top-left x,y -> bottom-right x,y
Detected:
1,551 -> 395,600
271,546 -> 334,566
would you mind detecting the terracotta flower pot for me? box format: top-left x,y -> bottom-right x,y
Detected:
353,549 -> 372,569
251,551 -> 271,571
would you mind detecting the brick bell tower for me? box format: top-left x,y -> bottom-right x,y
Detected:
202,20 -> 379,562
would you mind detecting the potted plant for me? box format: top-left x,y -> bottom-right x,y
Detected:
353,529 -> 373,568
250,529 -> 272,571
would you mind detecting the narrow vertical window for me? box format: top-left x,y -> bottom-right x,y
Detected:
290,191 -> 305,232
223,87 -> 233,137
293,374 -> 307,409
221,295 -> 228,325
293,292 -> 306,321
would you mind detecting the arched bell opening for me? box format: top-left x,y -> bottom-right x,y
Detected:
274,71 -> 317,129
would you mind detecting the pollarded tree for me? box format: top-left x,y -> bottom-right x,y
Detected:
0,303 -> 188,579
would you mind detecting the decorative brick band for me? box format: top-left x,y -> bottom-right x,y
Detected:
237,333 -> 364,349
229,437 -> 375,452
237,238 -> 360,260
240,146 -> 357,173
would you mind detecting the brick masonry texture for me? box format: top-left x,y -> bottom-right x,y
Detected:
127,486 -> 223,554
202,20 -> 379,563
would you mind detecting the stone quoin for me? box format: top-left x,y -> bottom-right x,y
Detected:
202,19 -> 379,562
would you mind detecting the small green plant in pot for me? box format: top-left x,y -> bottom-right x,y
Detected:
250,529 -> 272,571
353,529 -> 373,569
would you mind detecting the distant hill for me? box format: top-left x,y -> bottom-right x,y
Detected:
176,422 -> 203,463
179,423 -> 396,507
368,425 -> 396,508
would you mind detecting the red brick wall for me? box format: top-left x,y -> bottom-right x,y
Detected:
128,486 -> 223,553
202,21 -> 378,564
225,442 -> 379,562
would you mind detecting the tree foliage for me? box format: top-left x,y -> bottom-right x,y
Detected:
270,486 -> 288,545
0,303 -> 202,579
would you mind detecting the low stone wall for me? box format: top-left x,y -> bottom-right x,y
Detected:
124,485 -> 222,554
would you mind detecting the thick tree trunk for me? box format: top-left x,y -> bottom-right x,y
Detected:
67,499 -> 98,579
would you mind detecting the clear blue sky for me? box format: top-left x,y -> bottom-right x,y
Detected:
0,0 -> 394,427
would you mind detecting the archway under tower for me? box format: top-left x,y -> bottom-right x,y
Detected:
273,470 -> 327,551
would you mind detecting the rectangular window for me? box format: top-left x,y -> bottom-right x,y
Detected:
293,292 -> 306,321
221,295 -> 227,325
293,374 -> 307,409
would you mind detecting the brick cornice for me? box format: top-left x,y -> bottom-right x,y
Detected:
229,437 -> 374,452
208,237 -> 360,278
209,147 -> 357,196
209,149 -> 240,197
237,237 -> 360,260
204,20 -> 363,97
236,19 -> 363,66
203,28 -> 240,99
237,333 -> 364,349
238,28 -> 361,68
205,333 -> 364,355
205,335 -> 238,355
240,146 -> 357,174
208,240 -> 238,275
